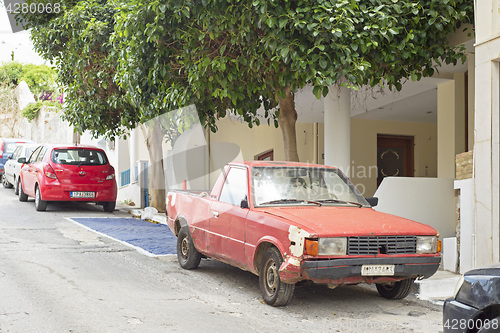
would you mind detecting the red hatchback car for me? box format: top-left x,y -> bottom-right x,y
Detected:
19,145 -> 117,212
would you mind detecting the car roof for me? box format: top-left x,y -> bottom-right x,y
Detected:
40,144 -> 105,151
229,161 -> 340,170
0,138 -> 34,143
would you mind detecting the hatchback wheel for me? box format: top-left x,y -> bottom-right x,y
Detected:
35,186 -> 47,211
103,201 -> 116,213
18,180 -> 28,202
2,174 -> 13,189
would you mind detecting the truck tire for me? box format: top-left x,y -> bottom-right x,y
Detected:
376,278 -> 414,299
259,247 -> 295,306
177,226 -> 201,270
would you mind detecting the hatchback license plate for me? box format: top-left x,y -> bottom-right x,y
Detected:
70,191 -> 95,198
361,264 -> 395,276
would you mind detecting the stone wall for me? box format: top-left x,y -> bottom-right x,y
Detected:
455,151 -> 473,180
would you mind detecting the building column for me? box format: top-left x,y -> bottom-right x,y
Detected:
473,56 -> 500,267
437,80 -> 456,179
129,128 -> 138,182
324,85 -> 351,175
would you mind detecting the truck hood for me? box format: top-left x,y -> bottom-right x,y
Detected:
260,206 -> 437,237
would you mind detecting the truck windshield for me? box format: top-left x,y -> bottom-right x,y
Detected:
252,166 -> 369,207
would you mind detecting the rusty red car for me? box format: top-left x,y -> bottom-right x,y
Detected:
166,161 -> 441,306
19,144 -> 117,212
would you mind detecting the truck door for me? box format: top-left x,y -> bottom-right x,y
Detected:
208,166 -> 249,266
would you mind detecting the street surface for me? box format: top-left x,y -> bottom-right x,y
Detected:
0,186 -> 443,332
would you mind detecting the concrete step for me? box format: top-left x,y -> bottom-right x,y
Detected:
415,269 -> 461,304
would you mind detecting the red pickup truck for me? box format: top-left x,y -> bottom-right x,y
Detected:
166,161 -> 441,306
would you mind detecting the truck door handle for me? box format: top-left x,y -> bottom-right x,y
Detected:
212,211 -> 219,218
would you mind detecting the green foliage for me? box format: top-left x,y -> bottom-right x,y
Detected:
0,62 -> 25,85
19,64 -> 58,98
23,0 -> 474,138
29,0 -> 137,138
0,62 -> 58,99
21,100 -> 62,122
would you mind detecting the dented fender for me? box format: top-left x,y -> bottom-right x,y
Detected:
279,255 -> 303,284
278,225 -> 311,284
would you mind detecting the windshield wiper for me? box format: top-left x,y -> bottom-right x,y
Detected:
260,198 -> 322,206
317,199 -> 364,208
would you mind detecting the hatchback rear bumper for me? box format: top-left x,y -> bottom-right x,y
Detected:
40,182 -> 117,202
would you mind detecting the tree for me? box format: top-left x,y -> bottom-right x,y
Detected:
113,0 -> 473,162
22,0 -> 473,210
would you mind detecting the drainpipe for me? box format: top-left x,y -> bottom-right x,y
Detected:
206,126 -> 211,189
313,123 -> 319,164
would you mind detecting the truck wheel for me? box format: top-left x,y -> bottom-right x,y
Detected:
35,186 -> 47,211
376,278 -> 414,299
19,180 -> 28,202
259,247 -> 295,306
177,226 -> 201,270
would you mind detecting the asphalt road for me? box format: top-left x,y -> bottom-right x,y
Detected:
0,185 -> 444,333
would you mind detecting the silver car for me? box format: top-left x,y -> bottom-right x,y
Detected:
3,143 -> 38,194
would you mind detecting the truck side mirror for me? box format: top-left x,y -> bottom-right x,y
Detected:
240,197 -> 249,209
366,197 -> 378,207
18,157 -> 26,163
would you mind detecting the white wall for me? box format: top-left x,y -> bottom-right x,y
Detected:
374,177 -> 455,239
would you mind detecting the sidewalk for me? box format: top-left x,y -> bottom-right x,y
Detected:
415,269 -> 461,305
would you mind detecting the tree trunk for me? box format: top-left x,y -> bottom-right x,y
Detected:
141,122 -> 166,212
277,87 -> 299,162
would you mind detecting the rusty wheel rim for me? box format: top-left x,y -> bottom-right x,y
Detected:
264,258 -> 278,296
180,236 -> 189,259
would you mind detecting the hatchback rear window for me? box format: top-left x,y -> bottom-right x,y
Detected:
52,149 -> 108,165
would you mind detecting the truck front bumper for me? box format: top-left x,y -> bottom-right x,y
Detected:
280,255 -> 441,284
303,256 -> 440,280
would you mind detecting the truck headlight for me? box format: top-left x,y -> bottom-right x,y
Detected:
416,236 -> 438,254
319,237 -> 347,255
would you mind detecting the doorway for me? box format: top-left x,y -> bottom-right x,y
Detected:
377,135 -> 414,186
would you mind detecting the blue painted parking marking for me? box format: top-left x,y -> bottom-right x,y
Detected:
70,217 -> 177,256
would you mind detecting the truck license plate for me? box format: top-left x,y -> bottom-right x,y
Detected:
70,191 -> 95,198
361,264 -> 395,276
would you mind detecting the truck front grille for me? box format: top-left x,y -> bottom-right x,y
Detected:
347,236 -> 417,255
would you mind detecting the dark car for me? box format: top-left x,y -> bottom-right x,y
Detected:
443,264 -> 500,333
0,138 -> 33,181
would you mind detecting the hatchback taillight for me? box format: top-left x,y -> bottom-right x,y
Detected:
106,166 -> 115,180
44,164 -> 57,179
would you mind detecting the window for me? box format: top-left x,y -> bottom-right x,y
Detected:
219,167 -> 248,206
28,146 -> 42,163
256,150 -> 274,161
11,146 -> 21,160
36,147 -> 47,162
52,149 -> 108,165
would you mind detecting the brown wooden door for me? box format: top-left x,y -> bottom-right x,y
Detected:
377,135 -> 414,186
